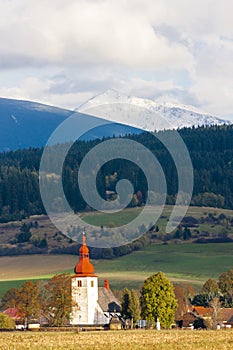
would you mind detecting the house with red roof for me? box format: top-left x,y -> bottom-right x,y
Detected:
3,308 -> 22,321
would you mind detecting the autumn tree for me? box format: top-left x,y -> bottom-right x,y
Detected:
0,282 -> 40,325
218,269 -> 233,306
140,272 -> 177,328
174,285 -> 191,320
0,288 -> 20,309
17,281 -> 41,324
202,279 -> 220,299
43,273 -> 73,326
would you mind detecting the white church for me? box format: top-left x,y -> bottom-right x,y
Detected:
70,233 -> 121,325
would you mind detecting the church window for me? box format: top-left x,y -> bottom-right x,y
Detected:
78,280 -> 82,287
91,280 -> 94,287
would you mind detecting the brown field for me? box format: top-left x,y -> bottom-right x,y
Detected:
0,255 -> 78,281
0,330 -> 232,350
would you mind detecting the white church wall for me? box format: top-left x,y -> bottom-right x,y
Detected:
70,276 -> 98,325
94,303 -> 110,325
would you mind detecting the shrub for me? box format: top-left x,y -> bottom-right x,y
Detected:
0,313 -> 15,329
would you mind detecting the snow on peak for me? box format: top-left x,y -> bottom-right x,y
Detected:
78,90 -> 231,132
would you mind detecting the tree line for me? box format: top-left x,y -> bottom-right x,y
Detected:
0,274 -> 72,328
1,269 -> 232,329
0,272 -> 176,329
1,125 -> 233,221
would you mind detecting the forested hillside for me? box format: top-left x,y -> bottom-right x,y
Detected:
0,124 -> 233,222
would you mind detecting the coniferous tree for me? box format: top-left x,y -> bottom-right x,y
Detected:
129,289 -> 140,327
121,288 -> 131,320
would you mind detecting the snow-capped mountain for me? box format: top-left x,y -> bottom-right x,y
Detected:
78,89 -> 231,131
0,92 -> 231,151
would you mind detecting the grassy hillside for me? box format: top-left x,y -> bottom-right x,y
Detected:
0,242 -> 233,299
0,205 -> 233,299
82,204 -> 233,235
95,242 -> 233,289
1,205 -> 233,256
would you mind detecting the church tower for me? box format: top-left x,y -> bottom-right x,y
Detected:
70,232 -> 121,326
70,232 -> 99,325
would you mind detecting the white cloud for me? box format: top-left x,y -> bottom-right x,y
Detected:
0,0 -> 193,70
0,0 -> 232,117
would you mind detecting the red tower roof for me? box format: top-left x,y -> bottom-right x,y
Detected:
74,233 -> 96,277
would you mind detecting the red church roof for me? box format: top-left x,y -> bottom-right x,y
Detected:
74,233 -> 96,277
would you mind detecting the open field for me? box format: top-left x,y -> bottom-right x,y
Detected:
0,330 -> 233,350
95,242 -> 233,289
82,205 -> 233,234
0,205 -> 233,298
0,242 -> 233,298
0,255 -> 78,298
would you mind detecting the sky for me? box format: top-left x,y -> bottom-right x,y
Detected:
0,0 -> 232,118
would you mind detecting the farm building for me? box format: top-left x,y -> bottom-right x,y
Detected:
70,233 -> 121,326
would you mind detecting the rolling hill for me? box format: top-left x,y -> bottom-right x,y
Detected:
0,242 -> 232,299
0,97 -> 141,151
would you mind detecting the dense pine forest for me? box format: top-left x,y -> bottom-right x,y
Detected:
0,124 -> 233,223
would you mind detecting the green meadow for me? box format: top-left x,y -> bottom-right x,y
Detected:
81,205 -> 233,231
0,242 -> 233,298
0,205 -> 233,298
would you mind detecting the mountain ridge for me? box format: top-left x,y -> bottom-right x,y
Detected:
0,93 -> 231,151
0,97 -> 141,151
0,97 -> 73,151
78,89 -> 231,132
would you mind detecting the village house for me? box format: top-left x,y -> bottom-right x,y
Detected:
177,306 -> 233,329
219,308 -> 233,329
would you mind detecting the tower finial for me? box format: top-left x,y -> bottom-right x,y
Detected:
82,231 -> 86,245
74,230 -> 95,275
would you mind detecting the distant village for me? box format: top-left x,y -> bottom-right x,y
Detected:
0,233 -> 233,331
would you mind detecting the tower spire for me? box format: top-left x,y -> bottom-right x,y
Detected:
82,231 -> 86,246
74,232 -> 96,276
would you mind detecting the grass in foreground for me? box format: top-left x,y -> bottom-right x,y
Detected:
0,330 -> 232,350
